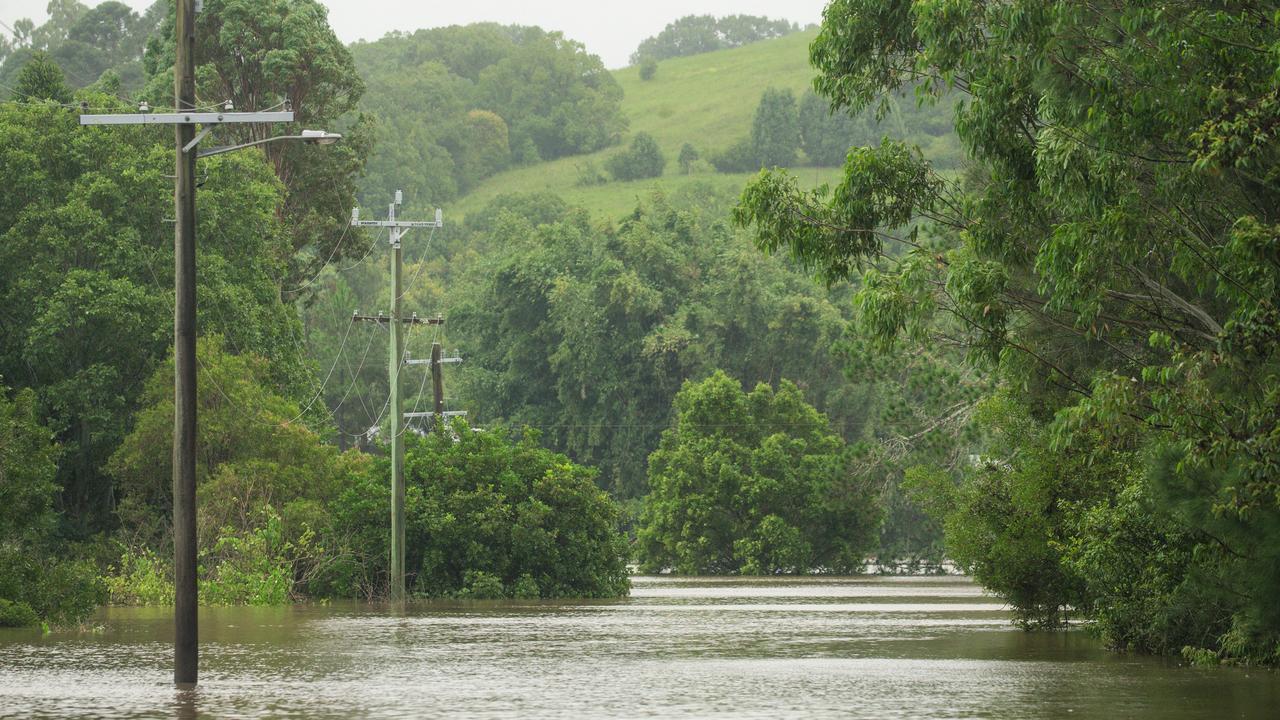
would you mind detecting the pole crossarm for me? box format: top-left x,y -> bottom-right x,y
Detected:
404,410 -> 468,419
79,111 -> 295,126
351,313 -> 444,326
406,356 -> 461,365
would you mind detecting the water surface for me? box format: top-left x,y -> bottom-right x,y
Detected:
1,576 -> 1275,718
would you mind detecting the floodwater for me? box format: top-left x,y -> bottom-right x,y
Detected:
0,576 -> 1276,718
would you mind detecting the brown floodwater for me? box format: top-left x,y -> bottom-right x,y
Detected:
0,575 -> 1276,718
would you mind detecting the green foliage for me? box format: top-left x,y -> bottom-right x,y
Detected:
199,509 -> 297,606
451,190 -> 856,496
109,337 -> 373,603
678,143 -> 699,174
630,15 -> 798,65
0,599 -> 39,628
10,51 -> 72,103
605,132 -> 666,181
0,95 -> 313,534
738,0 -> 1280,663
104,546 -> 174,606
638,371 -> 878,574
143,0 -> 371,288
639,58 -> 657,81
393,426 -> 630,599
352,23 -> 625,206
0,385 -> 104,625
750,88 -> 800,168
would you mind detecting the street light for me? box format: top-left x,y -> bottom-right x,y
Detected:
81,106 -> 342,688
195,129 -> 343,157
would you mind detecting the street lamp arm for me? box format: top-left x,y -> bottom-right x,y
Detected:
195,130 -> 342,158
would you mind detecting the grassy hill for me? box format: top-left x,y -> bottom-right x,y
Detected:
450,31 -> 841,221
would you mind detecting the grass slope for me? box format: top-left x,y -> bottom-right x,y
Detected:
452,31 -> 840,221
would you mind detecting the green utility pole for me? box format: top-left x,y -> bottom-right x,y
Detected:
352,192 -> 443,602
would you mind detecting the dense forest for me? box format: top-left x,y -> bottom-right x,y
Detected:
1,0 -> 1276,670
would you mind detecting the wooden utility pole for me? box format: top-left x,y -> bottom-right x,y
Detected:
351,192 -> 443,602
431,342 -> 444,417
172,0 -> 198,686
406,344 -> 464,428
81,8 -> 297,684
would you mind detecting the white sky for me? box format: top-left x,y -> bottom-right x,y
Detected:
0,0 -> 830,68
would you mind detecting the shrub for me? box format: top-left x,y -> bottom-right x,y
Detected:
638,371 -> 879,574
709,138 -> 758,173
639,57 -> 657,81
0,599 -> 39,628
678,143 -> 699,174
397,425 -> 630,599
605,132 -> 666,181
105,546 -> 174,606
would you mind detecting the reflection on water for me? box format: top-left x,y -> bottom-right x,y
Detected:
0,576 -> 1276,718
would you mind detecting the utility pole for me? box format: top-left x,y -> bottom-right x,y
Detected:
79,0 -> 299,687
406,343 -> 464,428
351,191 -> 443,602
173,0 -> 197,687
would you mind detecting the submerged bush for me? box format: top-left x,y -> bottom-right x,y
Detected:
371,424 -> 631,599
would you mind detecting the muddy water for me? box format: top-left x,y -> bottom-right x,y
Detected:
0,576 -> 1276,718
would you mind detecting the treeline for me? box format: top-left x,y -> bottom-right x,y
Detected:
738,0 -> 1280,665
0,0 -> 162,92
350,23 -> 626,207
630,14 -> 800,65
0,1 -> 633,626
706,86 -> 960,173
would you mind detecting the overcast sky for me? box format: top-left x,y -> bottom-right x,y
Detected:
0,0 -> 830,68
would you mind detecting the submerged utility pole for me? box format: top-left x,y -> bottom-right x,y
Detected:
352,191 -> 443,602
172,0 -> 197,686
79,0 -> 311,686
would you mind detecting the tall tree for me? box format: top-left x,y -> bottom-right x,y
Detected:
736,0 -> 1280,663
144,0 -> 373,287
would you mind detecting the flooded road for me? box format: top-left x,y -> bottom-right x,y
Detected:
1,576 -> 1276,718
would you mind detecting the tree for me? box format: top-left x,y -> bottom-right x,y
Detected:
736,0 -> 1280,664
750,87 -> 800,168
334,425 -> 630,599
0,385 -> 102,625
797,89 -> 870,167
9,51 -> 71,103
678,142 -> 699,174
605,132 -> 665,180
630,14 -> 798,64
638,371 -> 878,574
143,0 -> 372,287
0,94 -> 313,535
108,336 -> 373,604
450,191 -> 856,497
638,57 -> 657,81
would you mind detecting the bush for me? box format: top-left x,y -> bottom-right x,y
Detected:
0,599 -> 39,628
397,425 -> 630,599
639,58 -> 657,81
678,143 -> 699,174
709,138 -> 758,173
638,371 -> 879,574
605,132 -> 666,181
104,546 -> 174,606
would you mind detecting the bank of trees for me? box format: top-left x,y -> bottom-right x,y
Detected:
630,14 -> 799,65
709,86 -> 960,173
737,0 -> 1280,665
447,189 -> 859,498
351,23 -> 626,207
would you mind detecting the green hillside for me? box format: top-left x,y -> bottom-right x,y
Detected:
450,31 -> 840,220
